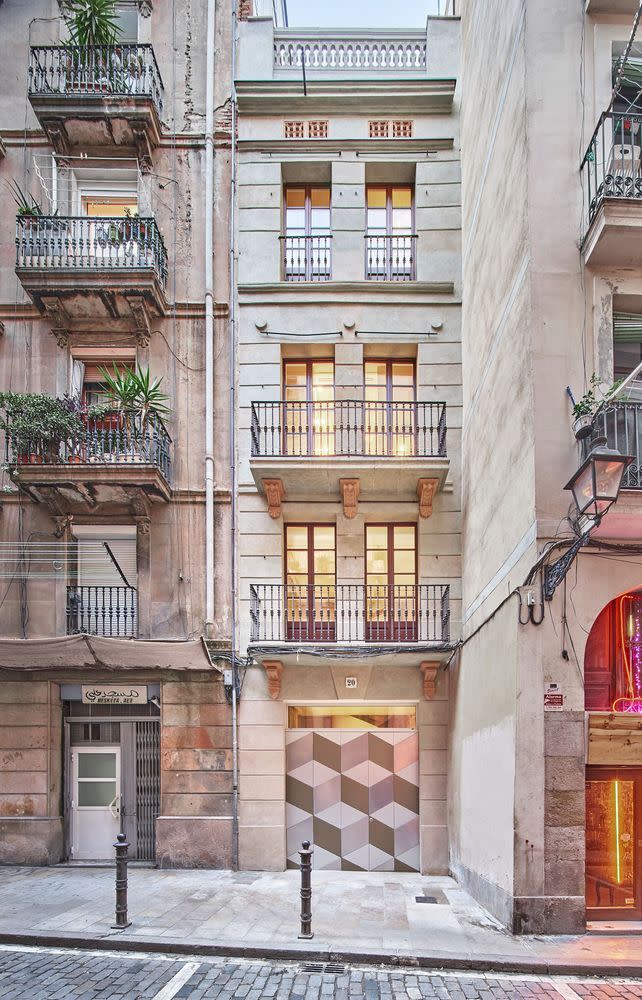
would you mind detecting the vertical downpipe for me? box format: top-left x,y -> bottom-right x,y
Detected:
230,0 -> 240,871
205,0 -> 216,631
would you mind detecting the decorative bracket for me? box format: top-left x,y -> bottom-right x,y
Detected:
52,514 -> 73,539
543,530 -> 591,601
131,124 -> 153,174
0,320 -> 5,336
41,296 -> 71,348
125,295 -> 153,347
340,478 -> 360,519
263,479 -> 285,519
420,660 -> 440,700
263,659 -> 283,700
417,478 -> 439,519
138,0 -> 153,14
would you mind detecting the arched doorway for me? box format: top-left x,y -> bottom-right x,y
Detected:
585,591 -> 642,921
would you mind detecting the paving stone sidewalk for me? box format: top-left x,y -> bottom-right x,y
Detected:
1,868 -> 642,975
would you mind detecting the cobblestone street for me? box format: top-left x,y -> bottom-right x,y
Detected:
2,946 -> 642,1000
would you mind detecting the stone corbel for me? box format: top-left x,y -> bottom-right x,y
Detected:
41,296 -> 71,348
420,661 -> 440,700
263,479 -> 285,519
131,125 -> 153,174
138,0 -> 153,14
125,295 -> 152,347
417,478 -> 439,519
52,514 -> 73,539
263,659 -> 283,700
340,478 -> 360,519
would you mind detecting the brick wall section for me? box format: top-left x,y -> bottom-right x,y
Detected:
238,0 -> 253,19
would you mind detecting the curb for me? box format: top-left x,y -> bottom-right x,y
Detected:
2,930 -> 642,978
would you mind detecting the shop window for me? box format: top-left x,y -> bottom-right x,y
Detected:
585,592 -> 642,713
287,705 -> 416,729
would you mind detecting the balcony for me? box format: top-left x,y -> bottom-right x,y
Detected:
250,399 -> 449,511
7,412 -> 171,513
585,1 -> 638,12
581,112 -> 642,267
67,585 -> 138,637
365,234 -> 416,281
249,583 -> 450,667
282,235 -> 332,281
15,215 -> 168,330
273,31 -> 427,72
28,45 -> 163,162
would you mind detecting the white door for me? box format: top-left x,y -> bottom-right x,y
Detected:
71,747 -> 121,860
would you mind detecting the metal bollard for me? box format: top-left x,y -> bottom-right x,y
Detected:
111,833 -> 132,929
298,839 -> 314,939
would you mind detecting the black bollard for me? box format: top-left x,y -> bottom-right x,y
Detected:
298,839 -> 314,939
111,833 -> 132,929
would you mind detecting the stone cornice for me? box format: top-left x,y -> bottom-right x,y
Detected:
235,78 -> 456,115
238,137 -> 454,155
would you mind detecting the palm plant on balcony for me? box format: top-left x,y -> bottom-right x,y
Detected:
97,365 -> 170,458
0,392 -> 84,466
63,0 -> 120,47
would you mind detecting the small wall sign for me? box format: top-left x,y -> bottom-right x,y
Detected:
82,685 -> 148,705
345,677 -> 358,690
544,682 -> 564,711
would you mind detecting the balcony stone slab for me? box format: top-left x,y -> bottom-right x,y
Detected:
582,199 -> 642,268
585,0 -> 638,11
10,463 -> 170,515
247,644 -> 452,671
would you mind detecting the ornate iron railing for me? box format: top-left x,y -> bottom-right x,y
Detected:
5,411 -> 171,482
67,585 -> 138,637
365,234 -> 417,280
251,399 -> 446,458
15,216 -> 168,286
581,111 -> 642,236
250,583 -> 450,644
29,45 -> 164,118
281,235 -> 332,281
588,401 -> 642,489
274,32 -> 426,71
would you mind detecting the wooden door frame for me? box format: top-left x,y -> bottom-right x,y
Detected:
364,359 -> 417,456
284,522 -> 336,642
365,523 -> 417,642
586,765 -> 642,921
282,358 -> 335,456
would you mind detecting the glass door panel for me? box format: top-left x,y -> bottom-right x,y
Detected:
366,524 -> 416,642
364,361 -> 416,456
586,777 -> 638,917
283,360 -> 335,456
285,524 -> 336,641
72,747 -> 121,860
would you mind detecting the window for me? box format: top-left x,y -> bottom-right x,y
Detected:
68,526 -> 137,638
283,185 -> 331,281
364,360 -> 416,456
283,360 -> 334,456
365,524 -> 417,642
288,705 -> 416,729
82,194 -> 138,218
365,185 -> 415,280
114,3 -> 139,43
614,312 -> 642,383
285,524 -> 336,641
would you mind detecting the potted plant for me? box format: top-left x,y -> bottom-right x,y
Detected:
571,373 -> 623,440
0,392 -> 84,467
97,364 -> 170,461
62,0 -> 121,93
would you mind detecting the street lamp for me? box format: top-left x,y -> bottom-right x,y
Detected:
543,443 -> 632,601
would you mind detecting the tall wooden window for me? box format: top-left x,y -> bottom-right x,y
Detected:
283,359 -> 334,456
285,524 -> 336,641
283,185 -> 331,281
365,185 -> 415,280
364,360 -> 416,456
365,524 -> 417,642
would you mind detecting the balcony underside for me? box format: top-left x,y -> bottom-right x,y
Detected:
585,0 -> 638,11
251,455 -> 450,504
11,463 -> 170,514
248,643 -> 452,670
29,94 -> 162,160
582,199 -> 642,268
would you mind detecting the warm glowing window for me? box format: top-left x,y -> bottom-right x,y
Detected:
586,774 -> 636,912
288,705 -> 416,729
285,186 -> 331,236
82,196 -> 138,218
283,360 -> 334,456
365,524 -> 417,640
366,185 -> 413,236
585,592 -> 642,713
285,524 -> 336,640
364,360 -> 415,456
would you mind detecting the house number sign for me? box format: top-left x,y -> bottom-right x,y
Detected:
82,685 -> 148,705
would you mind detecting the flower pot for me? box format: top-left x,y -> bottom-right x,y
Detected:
17,453 -> 42,466
573,414 -> 595,440
67,455 -> 84,464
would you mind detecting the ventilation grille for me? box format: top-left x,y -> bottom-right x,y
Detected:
70,721 -> 120,745
284,120 -> 328,139
368,119 -> 413,138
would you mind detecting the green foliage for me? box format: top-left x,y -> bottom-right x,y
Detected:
64,0 -> 121,48
0,392 -> 84,460
572,373 -> 624,420
97,365 -> 171,431
8,179 -> 45,217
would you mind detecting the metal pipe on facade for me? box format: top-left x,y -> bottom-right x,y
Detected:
230,0 -> 240,872
204,0 -> 216,629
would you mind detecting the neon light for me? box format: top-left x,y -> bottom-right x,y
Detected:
615,780 -> 621,885
613,595 -> 642,713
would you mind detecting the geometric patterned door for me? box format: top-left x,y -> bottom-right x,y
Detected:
286,729 -> 419,872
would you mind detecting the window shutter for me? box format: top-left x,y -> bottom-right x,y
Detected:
614,311 -> 642,342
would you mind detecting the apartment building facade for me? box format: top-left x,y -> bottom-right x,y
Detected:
0,0 -> 234,868
453,0 -> 642,934
234,13 -> 462,872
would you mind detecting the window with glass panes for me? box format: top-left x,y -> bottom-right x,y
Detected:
285,524 -> 336,641
364,360 -> 416,456
365,185 -> 415,280
283,360 -> 335,456
365,524 -> 417,641
283,186 -> 331,280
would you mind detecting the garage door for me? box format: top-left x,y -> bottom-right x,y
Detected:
286,705 -> 419,872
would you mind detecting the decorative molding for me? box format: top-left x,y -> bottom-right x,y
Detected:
41,296 -> 71,348
125,295 -> 153,347
131,124 -> 152,173
340,478 -> 360,519
52,514 -> 73,539
138,0 -> 153,14
263,478 -> 285,519
420,661 -> 440,700
263,659 -> 283,700
417,477 -> 439,519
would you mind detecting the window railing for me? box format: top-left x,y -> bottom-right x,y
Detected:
67,585 -> 138,637
250,583 -> 450,644
588,401 -> 642,489
251,400 -> 446,459
5,411 -> 172,483
15,216 -> 168,286
365,234 -> 417,281
281,235 -> 332,281
29,45 -> 164,119
274,32 -> 426,72
581,111 -> 642,237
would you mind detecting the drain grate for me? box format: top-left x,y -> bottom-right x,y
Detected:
300,963 -> 346,974
415,888 -> 448,905
415,895 -> 438,903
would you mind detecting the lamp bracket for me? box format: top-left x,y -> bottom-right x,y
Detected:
543,530 -> 592,601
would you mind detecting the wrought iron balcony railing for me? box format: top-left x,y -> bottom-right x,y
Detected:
250,583 -> 450,645
67,585 -> 138,637
15,216 -> 168,286
29,45 -> 164,118
282,235 -> 332,281
251,399 -> 446,459
5,411 -> 172,483
365,234 -> 417,281
581,111 -> 642,236
588,401 -> 642,489
274,32 -> 426,71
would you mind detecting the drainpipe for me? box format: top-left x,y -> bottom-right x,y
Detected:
205,0 -> 216,631
230,0 -> 240,871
